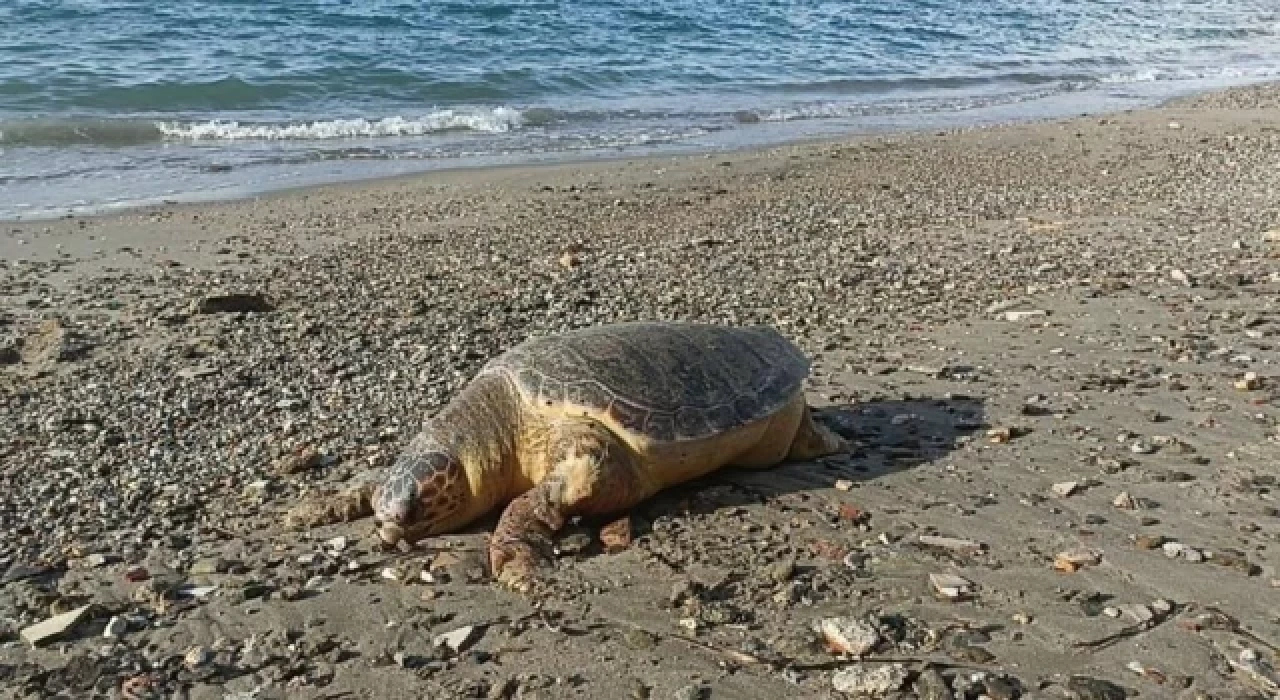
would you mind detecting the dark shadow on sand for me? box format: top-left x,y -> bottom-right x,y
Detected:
627,395 -> 987,529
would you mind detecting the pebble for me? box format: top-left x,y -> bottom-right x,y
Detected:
913,668 -> 954,700
831,663 -> 908,695
929,573 -> 974,600
103,616 -> 127,639
1065,676 -> 1126,700
1051,481 -> 1080,498
434,625 -> 483,654
818,616 -> 880,656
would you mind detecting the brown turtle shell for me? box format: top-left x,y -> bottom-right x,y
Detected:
479,321 -> 810,443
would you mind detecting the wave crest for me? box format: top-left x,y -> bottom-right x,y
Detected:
156,108 -> 525,141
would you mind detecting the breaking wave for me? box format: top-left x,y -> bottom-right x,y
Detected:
155,108 -> 526,141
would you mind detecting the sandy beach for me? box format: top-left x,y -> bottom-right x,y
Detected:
2,83 -> 1279,699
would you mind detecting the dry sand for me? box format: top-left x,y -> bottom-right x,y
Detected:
2,83 -> 1279,700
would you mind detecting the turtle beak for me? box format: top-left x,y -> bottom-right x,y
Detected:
378,521 -> 405,546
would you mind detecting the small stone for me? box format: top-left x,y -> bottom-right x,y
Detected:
381,567 -> 403,582
1001,310 -> 1048,322
913,668 -> 954,700
326,536 -> 348,552
1162,541 -> 1187,558
20,605 -> 92,647
1134,534 -> 1166,550
918,535 -> 984,553
433,625 -> 483,654
1052,481 -> 1080,497
103,616 -> 127,639
831,663 -> 908,695
1235,372 -> 1262,391
837,503 -> 869,524
1054,549 -> 1101,573
1113,492 -> 1136,509
929,573 -> 974,600
673,684 -> 704,700
819,617 -> 880,656
1012,612 -> 1033,624
1129,440 -> 1156,454
1170,268 -> 1193,286
769,558 -> 796,584
176,365 -> 218,380
1151,599 -> 1173,614
834,479 -> 854,491
1065,676 -> 1126,700
184,645 -> 212,669
599,517 -> 632,553
556,531 -> 593,555
1118,603 -> 1154,623
190,557 -> 226,575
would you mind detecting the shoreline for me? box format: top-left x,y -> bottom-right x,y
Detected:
2,74 -> 1276,224
2,80 -> 1278,699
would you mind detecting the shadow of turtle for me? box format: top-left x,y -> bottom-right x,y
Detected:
622,395 -> 987,534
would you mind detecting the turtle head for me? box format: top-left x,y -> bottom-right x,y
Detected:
372,449 -> 468,546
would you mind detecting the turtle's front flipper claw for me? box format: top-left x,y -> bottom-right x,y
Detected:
489,488 -> 561,592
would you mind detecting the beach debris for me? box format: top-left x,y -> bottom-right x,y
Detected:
1054,549 -> 1101,573
1112,491 -> 1136,509
433,625 -> 484,654
1000,309 -> 1048,322
929,573 -> 975,600
833,479 -> 854,491
21,605 -> 92,647
1126,660 -> 1168,685
918,535 -> 984,553
176,365 -> 218,380
1230,649 -> 1280,694
831,663 -> 908,696
1169,268 -> 1193,286
818,616 -> 880,656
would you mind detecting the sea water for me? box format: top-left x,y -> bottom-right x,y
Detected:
2,0 -> 1278,219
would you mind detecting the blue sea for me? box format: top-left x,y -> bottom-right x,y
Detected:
2,1 -> 1279,220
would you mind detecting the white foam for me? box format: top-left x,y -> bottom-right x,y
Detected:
156,108 -> 525,141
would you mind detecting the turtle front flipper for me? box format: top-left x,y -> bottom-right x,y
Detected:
284,482 -> 376,530
490,417 -> 647,592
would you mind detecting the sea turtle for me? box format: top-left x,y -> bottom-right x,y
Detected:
286,321 -> 849,589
